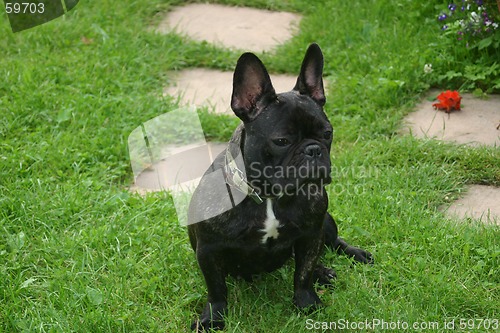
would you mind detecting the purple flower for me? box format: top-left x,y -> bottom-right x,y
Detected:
448,4 -> 457,11
475,0 -> 483,5
442,25 -> 449,30
482,12 -> 491,24
438,13 -> 448,21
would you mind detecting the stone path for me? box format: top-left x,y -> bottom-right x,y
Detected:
129,142 -> 226,194
132,3 -> 500,225
131,4 -> 302,199
404,90 -> 500,147
156,3 -> 301,52
164,68 -> 299,114
443,185 -> 500,225
404,91 -> 500,224
159,4 -> 303,114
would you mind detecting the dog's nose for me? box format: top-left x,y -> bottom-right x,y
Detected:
305,144 -> 322,158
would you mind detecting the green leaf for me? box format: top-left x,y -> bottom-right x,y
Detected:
57,108 -> 72,124
444,70 -> 463,79
20,278 -> 36,289
86,287 -> 103,306
478,37 -> 492,50
472,88 -> 484,97
8,231 -> 26,251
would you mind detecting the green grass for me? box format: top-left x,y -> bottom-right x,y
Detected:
1,0 -> 499,332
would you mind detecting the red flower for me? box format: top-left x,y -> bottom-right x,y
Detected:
432,90 -> 462,113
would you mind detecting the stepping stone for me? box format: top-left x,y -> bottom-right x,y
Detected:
403,91 -> 500,146
443,185 -> 500,225
129,142 -> 227,193
156,3 -> 301,52
164,68 -> 300,114
127,108 -> 229,200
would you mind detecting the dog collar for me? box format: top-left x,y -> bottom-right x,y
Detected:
224,149 -> 264,204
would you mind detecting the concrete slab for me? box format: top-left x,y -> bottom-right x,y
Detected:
156,3 -> 301,52
403,91 -> 500,147
129,142 -> 227,193
443,185 -> 500,225
164,68 -> 299,114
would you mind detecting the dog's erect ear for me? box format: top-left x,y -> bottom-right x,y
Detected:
231,53 -> 277,122
293,43 -> 326,106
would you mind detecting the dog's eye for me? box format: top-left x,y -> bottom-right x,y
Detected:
273,138 -> 290,146
323,131 -> 332,140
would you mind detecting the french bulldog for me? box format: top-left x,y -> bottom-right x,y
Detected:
187,43 -> 373,332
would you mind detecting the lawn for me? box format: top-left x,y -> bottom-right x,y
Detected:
1,0 -> 499,332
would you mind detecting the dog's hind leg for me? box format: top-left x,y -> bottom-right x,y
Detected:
324,213 -> 374,264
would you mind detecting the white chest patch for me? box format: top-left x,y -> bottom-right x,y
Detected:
260,199 -> 281,244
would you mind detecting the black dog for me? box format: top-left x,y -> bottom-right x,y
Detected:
187,43 -> 372,332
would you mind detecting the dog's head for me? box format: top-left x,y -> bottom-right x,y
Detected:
230,44 -> 332,198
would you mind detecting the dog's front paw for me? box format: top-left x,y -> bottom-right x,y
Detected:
191,302 -> 227,332
293,289 -> 323,312
191,319 -> 224,333
313,265 -> 337,286
345,246 -> 374,264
